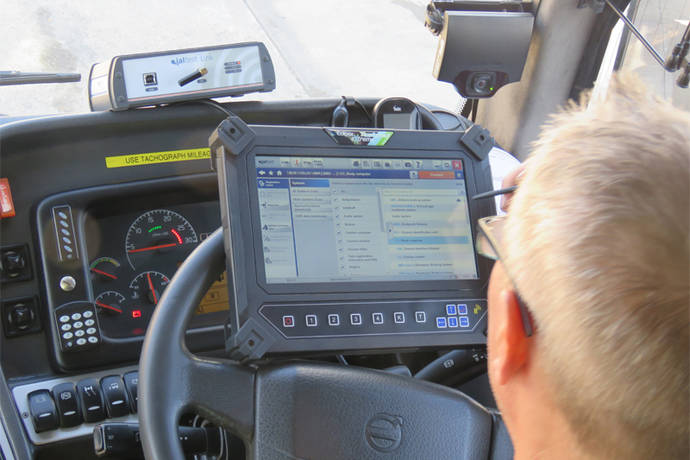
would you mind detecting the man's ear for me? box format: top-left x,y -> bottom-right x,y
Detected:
491,288 -> 531,386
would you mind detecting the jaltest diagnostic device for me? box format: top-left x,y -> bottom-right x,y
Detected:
210,118 -> 496,360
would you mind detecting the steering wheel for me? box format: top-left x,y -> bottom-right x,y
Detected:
139,228 -> 513,459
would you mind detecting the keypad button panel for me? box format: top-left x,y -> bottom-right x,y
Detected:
259,299 -> 487,338
53,302 -> 101,352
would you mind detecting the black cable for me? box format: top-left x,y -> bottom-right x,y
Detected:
331,96 -> 349,127
431,109 -> 472,130
195,99 -> 233,117
351,98 -> 373,124
460,98 -> 474,119
416,103 -> 444,130
470,98 -> 479,123
169,99 -> 234,117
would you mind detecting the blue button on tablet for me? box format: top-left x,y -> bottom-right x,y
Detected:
457,304 -> 468,315
445,304 -> 457,315
436,317 -> 447,328
459,316 -> 470,328
448,316 -> 458,328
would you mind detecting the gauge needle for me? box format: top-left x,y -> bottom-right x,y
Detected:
146,272 -> 158,304
128,242 -> 177,253
95,301 -> 123,313
90,268 -> 117,279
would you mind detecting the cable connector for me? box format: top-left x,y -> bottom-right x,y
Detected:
331,96 -> 349,127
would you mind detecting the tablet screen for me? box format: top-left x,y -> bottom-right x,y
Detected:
255,156 -> 478,284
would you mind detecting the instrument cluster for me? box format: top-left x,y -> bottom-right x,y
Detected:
84,202 -> 227,339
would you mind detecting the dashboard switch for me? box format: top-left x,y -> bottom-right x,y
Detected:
3,251 -> 25,275
3,296 -> 41,337
0,244 -> 32,283
77,378 -> 106,422
100,375 -> 130,417
10,303 -> 33,330
122,371 -> 139,413
28,390 -> 59,433
51,383 -> 82,427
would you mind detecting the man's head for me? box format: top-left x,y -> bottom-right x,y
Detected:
486,75 -> 690,459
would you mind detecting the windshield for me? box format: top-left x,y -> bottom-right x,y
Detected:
0,0 -> 462,116
612,0 -> 690,110
2,1 -> 688,117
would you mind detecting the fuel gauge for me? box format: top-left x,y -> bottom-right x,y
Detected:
94,290 -> 130,338
95,291 -> 125,315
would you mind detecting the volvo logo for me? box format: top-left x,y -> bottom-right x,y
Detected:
365,413 -> 403,452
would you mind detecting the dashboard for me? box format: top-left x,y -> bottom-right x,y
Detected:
0,99 -> 491,458
85,202 -> 226,339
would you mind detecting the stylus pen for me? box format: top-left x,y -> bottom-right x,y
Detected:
471,185 -> 517,200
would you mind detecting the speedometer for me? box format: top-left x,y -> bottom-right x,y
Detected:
124,209 -> 198,269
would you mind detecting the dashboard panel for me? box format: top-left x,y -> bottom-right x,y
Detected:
0,99 -> 373,381
35,175 -> 229,371
0,99 -> 485,457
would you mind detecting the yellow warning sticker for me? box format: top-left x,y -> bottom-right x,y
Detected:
105,148 -> 211,168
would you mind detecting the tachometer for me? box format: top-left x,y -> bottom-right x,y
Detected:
124,209 -> 197,269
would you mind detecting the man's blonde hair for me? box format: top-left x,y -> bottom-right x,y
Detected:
504,75 -> 689,459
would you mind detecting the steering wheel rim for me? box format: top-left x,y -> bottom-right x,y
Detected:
139,228 -> 510,460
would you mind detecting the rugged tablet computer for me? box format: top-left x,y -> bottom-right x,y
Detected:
210,118 -> 495,360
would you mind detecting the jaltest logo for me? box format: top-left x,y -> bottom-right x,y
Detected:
170,55 -> 214,66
